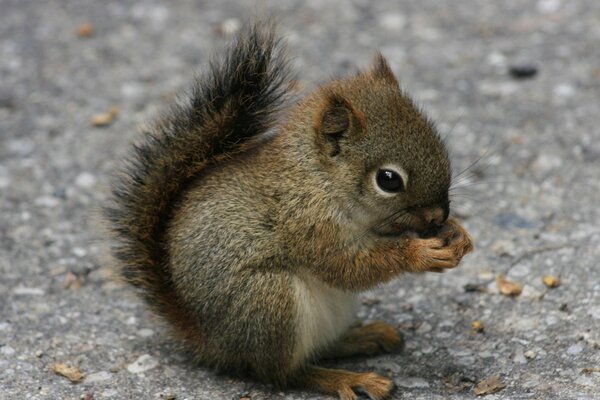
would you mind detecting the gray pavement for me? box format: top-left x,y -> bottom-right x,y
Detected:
1,0 -> 599,399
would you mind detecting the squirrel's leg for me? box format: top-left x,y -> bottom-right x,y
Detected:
320,321 -> 403,359
294,365 -> 394,400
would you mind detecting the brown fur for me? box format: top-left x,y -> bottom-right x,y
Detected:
106,22 -> 473,399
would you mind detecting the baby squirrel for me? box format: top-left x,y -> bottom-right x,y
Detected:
106,22 -> 473,400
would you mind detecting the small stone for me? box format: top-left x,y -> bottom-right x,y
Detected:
34,196 -> 60,208
471,321 -> 485,333
464,283 -> 486,293
493,212 -> 534,230
1,345 -> 15,356
588,306 -> 600,320
491,239 -> 517,256
553,83 -> 575,98
567,344 -> 584,355
542,275 -> 560,288
379,12 -> 406,31
416,322 -> 432,333
486,51 -> 506,68
537,0 -> 561,13
90,106 -> 119,127
76,22 -> 94,38
7,139 -> 34,156
395,376 -> 430,388
0,176 -> 10,189
52,363 -> 85,383
524,350 -> 537,359
449,347 -> 472,357
378,360 -> 402,373
496,275 -> 523,296
479,81 -> 519,97
14,287 -> 45,296
72,247 -> 87,257
127,354 -> 159,374
137,328 -> 154,338
75,172 -> 97,189
509,64 -> 538,79
35,350 -> 44,358
218,18 -> 241,37
474,375 -> 506,396
85,371 -> 112,383
513,349 -> 527,364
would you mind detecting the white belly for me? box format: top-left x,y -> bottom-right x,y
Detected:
291,271 -> 357,367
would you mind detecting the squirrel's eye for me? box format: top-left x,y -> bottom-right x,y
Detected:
376,169 -> 405,193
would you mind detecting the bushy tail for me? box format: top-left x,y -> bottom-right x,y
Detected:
104,23 -> 291,342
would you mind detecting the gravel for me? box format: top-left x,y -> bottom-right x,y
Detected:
1,0 -> 599,399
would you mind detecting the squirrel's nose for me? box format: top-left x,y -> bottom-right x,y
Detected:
422,206 -> 448,226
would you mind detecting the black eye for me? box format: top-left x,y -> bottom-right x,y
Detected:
376,169 -> 405,193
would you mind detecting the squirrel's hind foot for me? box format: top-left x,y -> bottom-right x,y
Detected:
321,321 -> 403,359
297,366 -> 394,400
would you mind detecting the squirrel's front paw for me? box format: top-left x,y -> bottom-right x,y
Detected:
406,219 -> 473,273
438,217 -> 474,257
407,237 -> 460,272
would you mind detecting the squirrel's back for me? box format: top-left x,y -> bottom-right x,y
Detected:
104,23 -> 292,346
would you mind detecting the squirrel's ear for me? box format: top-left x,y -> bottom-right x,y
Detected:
371,52 -> 399,86
314,92 -> 365,157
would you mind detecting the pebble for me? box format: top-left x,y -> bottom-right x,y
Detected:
219,18 -> 241,36
478,81 -> 519,97
394,376 -> 430,388
524,350 -> 537,359
86,370 -> 112,382
509,64 -> 538,79
137,328 -> 155,338
13,287 -> 45,296
553,83 -> 576,98
587,306 -> 600,320
416,322 -> 432,334
448,347 -> 472,357
566,344 -> 584,355
512,349 -> 527,364
72,247 -> 87,257
487,51 -> 507,68
493,212 -> 534,229
75,172 -> 97,189
368,359 -> 402,373
34,196 -> 60,208
490,239 -> 517,257
379,12 -> 406,31
0,176 -> 10,189
537,0 -> 561,13
7,139 -> 34,157
511,317 -> 539,332
575,375 -> 595,388
522,373 -> 541,388
127,354 -> 159,374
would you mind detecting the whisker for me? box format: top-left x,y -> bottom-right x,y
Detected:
441,111 -> 465,143
452,149 -> 493,184
450,180 -> 518,190
348,208 -> 410,246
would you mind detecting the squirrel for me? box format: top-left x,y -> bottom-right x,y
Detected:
105,22 -> 474,400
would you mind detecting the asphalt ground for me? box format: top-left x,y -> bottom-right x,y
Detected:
1,1 -> 599,399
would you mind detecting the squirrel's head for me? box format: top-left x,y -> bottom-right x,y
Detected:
312,54 -> 451,236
